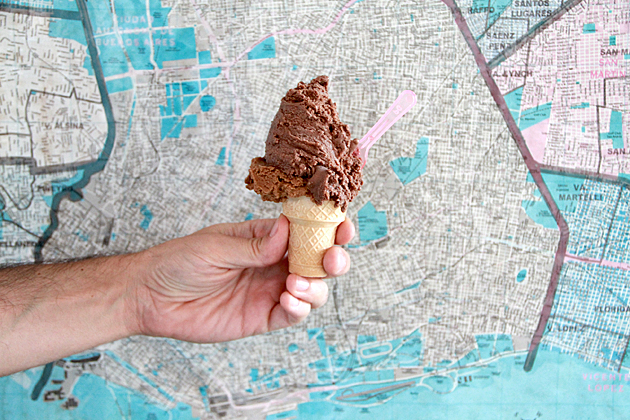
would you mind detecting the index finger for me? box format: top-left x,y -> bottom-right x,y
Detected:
335,218 -> 355,245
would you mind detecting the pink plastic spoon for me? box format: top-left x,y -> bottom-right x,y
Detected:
356,90 -> 417,168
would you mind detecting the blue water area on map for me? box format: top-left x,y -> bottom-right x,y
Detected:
183,95 -> 195,110
1,367 -> 197,419
200,95 -> 216,112
52,0 -> 77,11
521,172 -> 586,229
49,19 -> 86,45
105,350 -> 175,402
389,137 -> 429,185
475,334 -> 513,359
120,33 -> 154,70
308,330 -> 422,388
504,86 -> 523,122
148,0 -> 171,28
161,117 -> 183,139
106,77 -> 133,93
358,201 -> 388,243
75,229 -> 89,241
200,67 -> 222,78
197,51 -> 222,78
424,375 -> 455,393
609,36 -> 616,46
516,269 -> 527,283
42,170 -> 84,208
112,0 -> 151,31
198,51 -> 211,64
307,328 -> 320,340
600,110 -> 624,148
266,409 -> 299,420
571,102 -> 590,109
518,102 -> 552,131
153,28 -> 196,68
601,347 -> 624,364
520,198 -> 556,229
90,0 -> 169,30
455,349 -> 480,368
87,1 -> 114,35
396,281 -> 421,294
140,205 -> 153,230
216,147 -> 232,166
181,81 -> 199,95
163,82 -> 202,114
299,348 -> 630,419
160,82 -> 206,138
309,328 -> 328,357
83,55 -> 94,75
248,37 -> 276,60
184,115 -> 197,128
487,0 -> 513,28
358,335 -> 377,344
250,368 -> 287,391
583,23 -> 596,33
95,35 -> 129,77
531,174 -> 619,259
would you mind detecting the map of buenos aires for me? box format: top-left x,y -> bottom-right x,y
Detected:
0,0 -> 629,418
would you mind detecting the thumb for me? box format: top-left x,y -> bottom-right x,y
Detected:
215,215 -> 289,269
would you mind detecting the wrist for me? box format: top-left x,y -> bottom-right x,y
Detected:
62,253 -> 142,342
119,249 -> 153,337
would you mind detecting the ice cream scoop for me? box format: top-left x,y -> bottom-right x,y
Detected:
355,90 -> 417,168
245,76 -> 362,212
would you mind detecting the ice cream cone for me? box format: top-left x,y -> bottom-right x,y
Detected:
282,196 -> 346,278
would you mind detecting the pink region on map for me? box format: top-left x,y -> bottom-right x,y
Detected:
565,254 -> 630,271
493,0 -> 629,172
522,119 -> 550,162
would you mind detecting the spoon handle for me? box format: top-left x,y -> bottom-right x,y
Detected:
357,90 -> 417,167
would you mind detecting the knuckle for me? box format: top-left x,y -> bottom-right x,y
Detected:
249,237 -> 269,264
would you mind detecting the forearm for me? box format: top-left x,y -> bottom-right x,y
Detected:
0,253 -> 144,376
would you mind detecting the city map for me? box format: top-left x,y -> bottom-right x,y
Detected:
0,0 -> 629,418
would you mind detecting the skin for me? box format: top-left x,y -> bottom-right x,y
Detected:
0,215 -> 354,377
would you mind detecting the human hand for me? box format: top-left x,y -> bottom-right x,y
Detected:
128,215 -> 355,343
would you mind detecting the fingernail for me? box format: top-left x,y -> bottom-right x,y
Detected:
289,295 -> 301,307
335,252 -> 348,275
269,218 -> 280,238
295,277 -> 310,291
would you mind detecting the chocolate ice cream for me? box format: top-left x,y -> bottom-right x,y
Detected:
245,76 -> 362,211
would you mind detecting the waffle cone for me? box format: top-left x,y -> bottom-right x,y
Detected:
282,196 -> 346,278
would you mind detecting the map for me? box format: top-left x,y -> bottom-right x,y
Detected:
1,0 -> 629,417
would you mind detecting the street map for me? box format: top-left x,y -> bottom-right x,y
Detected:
1,0 -> 629,418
